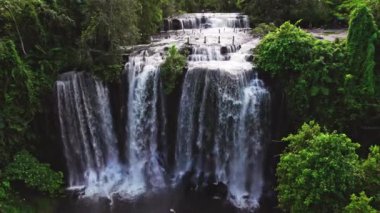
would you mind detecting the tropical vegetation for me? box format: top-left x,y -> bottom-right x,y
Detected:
0,0 -> 379,212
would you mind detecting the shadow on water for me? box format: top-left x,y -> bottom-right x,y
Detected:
55,188 -> 239,213
25,185 -> 281,213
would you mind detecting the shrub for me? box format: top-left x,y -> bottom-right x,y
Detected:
0,181 -> 10,201
251,23 -> 277,38
254,22 -> 315,76
344,192 -> 377,213
4,151 -> 63,195
160,45 -> 186,94
362,146 -> 380,209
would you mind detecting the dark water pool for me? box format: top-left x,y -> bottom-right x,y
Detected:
25,185 -> 278,213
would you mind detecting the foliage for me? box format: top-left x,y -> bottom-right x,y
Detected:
0,180 -> 19,212
340,0 -> 380,25
0,181 -> 10,201
160,45 -> 186,94
347,6 -> 378,95
367,0 -> 380,25
80,0 -> 140,81
277,121 -> 362,212
3,151 -> 63,195
241,0 -> 340,26
362,146 -> 380,209
0,39 -> 39,166
255,12 -> 379,130
344,5 -> 379,130
251,23 -> 277,38
139,0 -> 163,43
161,0 -> 178,18
254,22 -> 316,76
254,22 -> 350,129
0,179 -> 43,213
344,192 -> 378,213
175,0 -> 240,13
0,0 -> 75,70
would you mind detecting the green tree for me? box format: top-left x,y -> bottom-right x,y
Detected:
0,40 -> 39,167
340,0 -> 380,25
347,5 -> 378,95
80,0 -> 140,81
160,45 -> 186,94
241,0 -> 338,26
3,151 -> 63,195
0,181 -> 10,205
254,22 -> 315,76
344,192 -> 378,213
255,14 -> 379,131
277,121 -> 362,212
162,0 -> 178,17
0,180 -> 19,212
251,23 -> 277,37
0,0 -> 75,65
139,0 -> 163,43
362,146 -> 380,209
254,22 -> 349,129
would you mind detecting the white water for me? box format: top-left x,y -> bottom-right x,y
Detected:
56,72 -> 122,198
122,51 -> 166,196
175,27 -> 269,209
56,13 -> 270,211
166,13 -> 249,30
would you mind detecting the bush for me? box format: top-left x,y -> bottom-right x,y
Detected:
254,22 -> 316,76
362,146 -> 380,209
4,151 -> 63,195
344,192 -> 377,213
277,121 -> 362,212
160,45 -> 186,94
0,181 -> 10,201
0,179 -> 37,212
251,23 -> 277,38
0,181 -> 16,212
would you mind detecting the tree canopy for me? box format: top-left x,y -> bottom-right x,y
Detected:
277,121 -> 362,212
255,6 -> 379,131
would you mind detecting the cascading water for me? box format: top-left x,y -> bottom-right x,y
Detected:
121,50 -> 167,195
165,13 -> 249,30
229,76 -> 270,209
175,30 -> 270,209
56,72 -> 122,198
56,13 -> 270,212
56,52 -> 168,199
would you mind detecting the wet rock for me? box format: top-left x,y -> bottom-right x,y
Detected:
245,55 -> 254,62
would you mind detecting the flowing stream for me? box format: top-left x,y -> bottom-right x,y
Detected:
56,13 -> 270,212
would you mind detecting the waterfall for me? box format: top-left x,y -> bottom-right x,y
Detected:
56,72 -> 123,198
175,39 -> 270,209
166,13 -> 250,30
56,12 -> 270,212
119,51 -> 167,196
229,75 -> 270,209
56,51 -> 167,199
